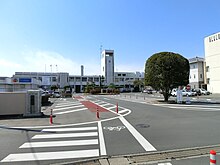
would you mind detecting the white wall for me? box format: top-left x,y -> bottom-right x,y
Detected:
204,32 -> 220,93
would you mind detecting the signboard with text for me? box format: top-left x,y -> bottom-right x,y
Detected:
19,78 -> 32,83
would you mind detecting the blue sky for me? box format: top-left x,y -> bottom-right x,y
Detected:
1,0 -> 220,77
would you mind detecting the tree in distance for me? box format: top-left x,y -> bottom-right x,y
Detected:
144,52 -> 189,101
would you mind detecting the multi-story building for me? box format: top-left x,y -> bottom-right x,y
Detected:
12,72 -> 69,90
189,57 -> 206,89
204,32 -> 220,93
114,72 -> 144,91
1,49 -> 145,93
69,75 -> 100,93
0,77 -> 13,92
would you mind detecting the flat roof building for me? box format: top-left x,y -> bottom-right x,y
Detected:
204,32 -> 220,93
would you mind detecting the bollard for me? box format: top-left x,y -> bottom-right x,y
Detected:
96,106 -> 100,119
210,150 -> 216,165
50,109 -> 53,124
116,102 -> 118,113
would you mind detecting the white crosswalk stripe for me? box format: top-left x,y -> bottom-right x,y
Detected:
55,102 -> 82,108
19,139 -> 98,148
54,107 -> 88,115
42,127 -> 97,132
53,105 -> 84,111
1,149 -> 99,162
1,125 -> 103,163
32,132 -> 98,139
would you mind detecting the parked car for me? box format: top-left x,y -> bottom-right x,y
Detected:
53,91 -> 61,98
142,89 -> 153,94
192,88 -> 201,96
200,88 -> 210,95
171,88 -> 196,97
171,88 -> 177,97
182,89 -> 197,96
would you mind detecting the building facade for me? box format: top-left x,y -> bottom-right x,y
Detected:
204,32 -> 220,93
101,50 -> 114,85
189,57 -> 205,89
114,72 -> 144,91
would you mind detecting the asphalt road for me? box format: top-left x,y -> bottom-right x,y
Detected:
0,94 -> 220,164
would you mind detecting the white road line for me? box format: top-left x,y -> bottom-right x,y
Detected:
103,98 -> 110,100
56,102 -> 80,106
98,121 -> 107,156
99,103 -> 111,106
155,104 -> 220,108
53,105 -> 84,111
1,149 -> 99,162
55,103 -> 82,108
168,106 -> 220,111
118,109 -> 128,114
158,163 -> 172,165
32,132 -> 98,139
106,106 -> 117,110
119,116 -> 156,151
42,127 -> 97,132
54,108 -> 88,115
19,139 -> 98,148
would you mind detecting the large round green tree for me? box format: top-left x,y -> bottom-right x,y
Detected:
145,52 -> 189,101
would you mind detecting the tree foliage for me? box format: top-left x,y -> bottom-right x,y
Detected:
145,52 -> 189,101
133,79 -> 144,92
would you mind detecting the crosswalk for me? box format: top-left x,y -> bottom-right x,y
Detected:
1,124 -> 104,163
52,97 -> 131,117
1,97 -> 134,163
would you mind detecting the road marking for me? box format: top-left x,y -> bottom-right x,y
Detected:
106,105 -> 117,110
118,109 -> 128,114
55,103 -> 82,108
32,132 -> 98,139
98,121 -> 107,156
19,139 -> 98,148
103,126 -> 126,131
53,105 -> 84,111
155,104 -> 220,108
119,116 -> 156,151
42,127 -> 97,132
103,98 -> 110,100
54,108 -> 87,115
158,163 -> 172,165
1,149 -> 99,162
168,106 -> 220,111
99,103 -> 111,106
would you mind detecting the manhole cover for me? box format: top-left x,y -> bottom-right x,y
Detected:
136,124 -> 150,128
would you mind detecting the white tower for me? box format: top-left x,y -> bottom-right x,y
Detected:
101,50 -> 114,85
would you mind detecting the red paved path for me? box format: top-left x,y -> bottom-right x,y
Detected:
80,101 -> 109,112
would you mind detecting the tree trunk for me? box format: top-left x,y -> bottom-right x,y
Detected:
163,93 -> 169,102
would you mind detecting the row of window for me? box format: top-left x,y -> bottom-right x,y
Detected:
189,74 -> 203,79
69,77 -> 100,82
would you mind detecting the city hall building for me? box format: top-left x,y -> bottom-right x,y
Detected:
0,49 -> 144,93
204,32 -> 220,93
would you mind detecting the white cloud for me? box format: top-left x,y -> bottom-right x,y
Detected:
1,50 -> 144,77
0,59 -> 22,77
115,64 -> 144,73
0,50 -> 101,77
